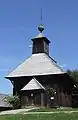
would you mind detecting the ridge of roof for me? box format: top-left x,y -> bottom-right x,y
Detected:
48,55 -> 64,73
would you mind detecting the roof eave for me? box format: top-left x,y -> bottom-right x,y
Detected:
5,72 -> 66,79
31,37 -> 51,43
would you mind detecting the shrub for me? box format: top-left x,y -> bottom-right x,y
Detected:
5,95 -> 21,109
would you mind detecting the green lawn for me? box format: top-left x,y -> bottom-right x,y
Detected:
29,107 -> 78,112
0,113 -> 78,120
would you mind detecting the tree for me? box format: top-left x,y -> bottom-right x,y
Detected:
67,69 -> 78,107
67,69 -> 78,85
67,69 -> 78,94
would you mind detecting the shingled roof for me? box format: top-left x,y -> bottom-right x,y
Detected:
0,94 -> 11,108
21,77 -> 45,91
6,53 -> 65,78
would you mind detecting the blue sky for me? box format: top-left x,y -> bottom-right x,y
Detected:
0,0 -> 78,94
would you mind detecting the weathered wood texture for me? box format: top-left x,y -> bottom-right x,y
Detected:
10,74 -> 72,107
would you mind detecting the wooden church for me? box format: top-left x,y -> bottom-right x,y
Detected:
5,23 -> 73,107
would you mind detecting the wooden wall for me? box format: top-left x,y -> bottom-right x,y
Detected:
10,74 -> 72,107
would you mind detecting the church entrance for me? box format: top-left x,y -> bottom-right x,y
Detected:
21,91 -> 44,107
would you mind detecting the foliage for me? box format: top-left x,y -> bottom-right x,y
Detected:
67,69 -> 78,84
67,69 -> 78,97
5,95 -> 21,109
45,86 -> 56,98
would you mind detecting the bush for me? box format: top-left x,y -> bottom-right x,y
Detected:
5,95 -> 21,109
45,86 -> 56,98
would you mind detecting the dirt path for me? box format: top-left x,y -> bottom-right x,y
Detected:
0,107 -> 38,115
0,108 -> 78,115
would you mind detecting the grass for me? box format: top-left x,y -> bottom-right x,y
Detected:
28,107 -> 78,112
0,113 -> 78,120
1,108 -> 78,120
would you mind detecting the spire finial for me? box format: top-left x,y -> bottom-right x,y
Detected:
38,8 -> 44,33
41,8 -> 42,24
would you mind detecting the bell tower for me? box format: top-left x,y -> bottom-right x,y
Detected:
31,9 -> 51,55
31,23 -> 51,55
